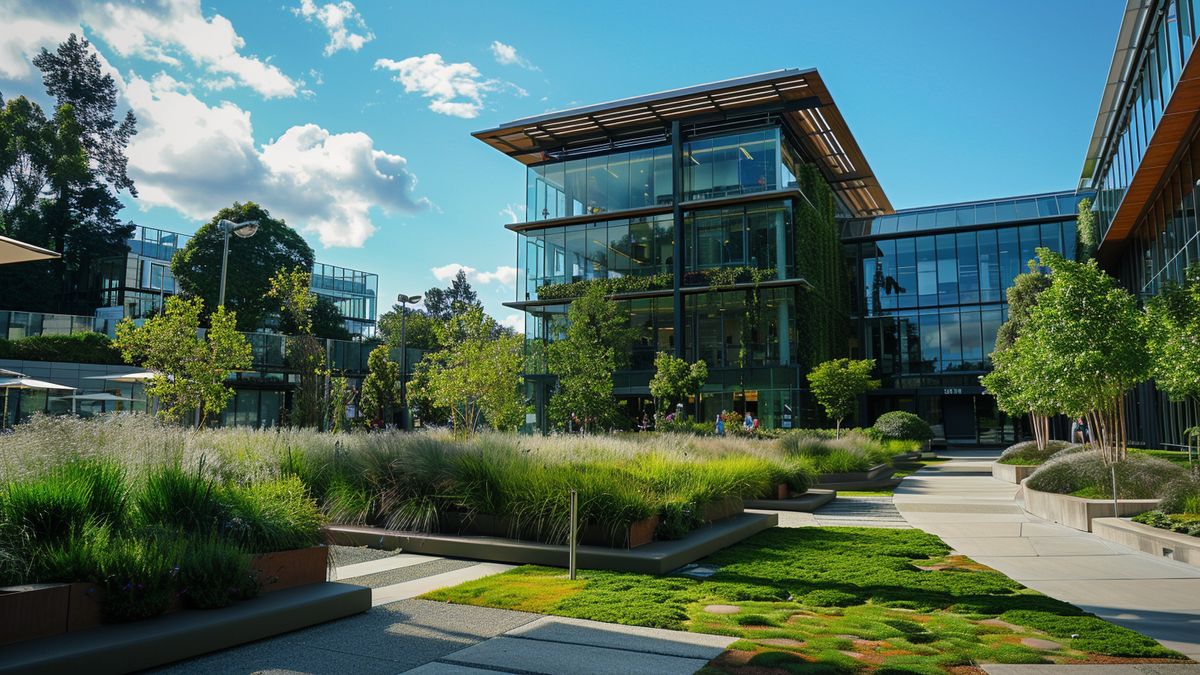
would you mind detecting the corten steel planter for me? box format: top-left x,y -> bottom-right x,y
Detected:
250,545 -> 329,593
774,483 -> 790,500
0,583 -> 70,646
1021,482 -> 1161,532
992,462 -> 1039,484
580,515 -> 661,549
67,582 -> 104,632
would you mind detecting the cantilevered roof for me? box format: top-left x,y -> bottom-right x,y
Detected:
1078,0 -> 1153,191
472,69 -> 892,217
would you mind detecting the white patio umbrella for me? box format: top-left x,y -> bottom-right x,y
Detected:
0,235 -> 59,265
0,368 -> 25,378
0,377 -> 75,428
85,371 -> 158,382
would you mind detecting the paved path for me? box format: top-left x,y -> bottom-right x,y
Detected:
894,450 -> 1200,661
158,546 -> 733,674
812,494 -> 910,528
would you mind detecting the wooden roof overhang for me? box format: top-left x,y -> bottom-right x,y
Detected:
473,69 -> 891,218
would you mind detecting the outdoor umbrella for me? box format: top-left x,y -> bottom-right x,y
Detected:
0,377 -> 75,428
0,368 -> 25,378
0,235 -> 59,265
85,371 -> 158,382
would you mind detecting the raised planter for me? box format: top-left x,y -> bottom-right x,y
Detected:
250,545 -> 329,593
1092,517 -> 1200,567
67,583 -> 103,632
444,512 -> 664,549
1020,482 -> 1161,532
580,515 -> 661,549
744,489 -> 837,512
702,496 -> 745,523
992,462 -> 1039,484
0,584 -> 70,647
816,463 -> 893,485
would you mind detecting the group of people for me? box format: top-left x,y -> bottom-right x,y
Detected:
714,409 -> 757,436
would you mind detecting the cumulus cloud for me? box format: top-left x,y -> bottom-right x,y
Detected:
124,72 -> 430,247
490,40 -> 537,70
374,53 -> 498,118
500,314 -> 525,333
431,263 -> 518,286
0,0 -> 298,98
292,0 -> 373,56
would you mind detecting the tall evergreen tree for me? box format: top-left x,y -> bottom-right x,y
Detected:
423,269 -> 481,321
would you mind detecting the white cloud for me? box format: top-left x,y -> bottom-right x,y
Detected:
431,263 -> 518,286
490,40 -> 538,71
124,72 -> 430,247
0,0 -> 298,98
374,54 -> 497,119
292,0 -> 373,56
499,203 -> 526,224
500,313 -> 525,334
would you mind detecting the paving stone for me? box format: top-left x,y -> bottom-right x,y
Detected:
704,604 -> 741,614
440,635 -> 712,675
1020,637 -> 1062,650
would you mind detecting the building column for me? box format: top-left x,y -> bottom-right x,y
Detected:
671,120 -> 685,359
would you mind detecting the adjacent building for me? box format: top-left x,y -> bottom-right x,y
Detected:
1081,0 -> 1200,449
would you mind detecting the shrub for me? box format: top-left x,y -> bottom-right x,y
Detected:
777,431 -> 891,475
1026,450 -> 1186,499
93,534 -> 180,621
997,440 -> 1077,466
136,464 -> 227,535
1,459 -> 128,543
178,535 -> 259,609
0,332 -> 124,365
1133,510 -> 1200,537
801,589 -> 859,607
1160,470 -> 1200,515
873,411 -> 933,442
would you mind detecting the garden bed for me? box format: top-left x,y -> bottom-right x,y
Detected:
993,462 -> 1039,484
1021,482 -> 1161,532
816,462 -> 893,485
743,488 -> 836,512
326,511 -> 778,575
1092,517 -> 1200,568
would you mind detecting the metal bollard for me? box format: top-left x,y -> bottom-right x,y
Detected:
569,489 -> 578,580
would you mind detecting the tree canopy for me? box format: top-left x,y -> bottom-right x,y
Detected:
113,296 -> 252,426
423,269 -> 482,321
172,202 -> 314,330
546,284 -> 629,432
1145,263 -> 1200,408
806,358 -> 879,437
359,343 -> 400,428
649,352 -> 708,418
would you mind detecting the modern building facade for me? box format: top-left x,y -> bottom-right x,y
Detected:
93,224 -> 379,337
1081,0 -> 1200,449
479,70 -> 1096,442
478,70 -> 889,433
844,192 -> 1087,445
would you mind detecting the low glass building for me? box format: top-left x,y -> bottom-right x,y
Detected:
93,225 -> 379,337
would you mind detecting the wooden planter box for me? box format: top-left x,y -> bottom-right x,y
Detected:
1021,482 -> 1161,532
250,545 -> 329,593
580,515 -> 661,549
992,462 -> 1039,484
1093,517 -> 1200,567
0,583 -> 70,646
774,483 -> 790,500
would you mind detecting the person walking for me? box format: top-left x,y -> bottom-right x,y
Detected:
715,411 -> 726,437
743,412 -> 754,432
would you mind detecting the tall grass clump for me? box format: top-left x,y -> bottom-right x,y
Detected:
997,440 -> 1078,466
776,431 -> 893,476
1026,450 -> 1185,499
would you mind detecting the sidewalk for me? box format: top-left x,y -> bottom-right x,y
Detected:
894,450 -> 1200,661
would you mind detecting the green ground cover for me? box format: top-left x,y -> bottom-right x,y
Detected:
424,527 -> 1184,673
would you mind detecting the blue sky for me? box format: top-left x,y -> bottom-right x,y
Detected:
0,1 -> 1124,330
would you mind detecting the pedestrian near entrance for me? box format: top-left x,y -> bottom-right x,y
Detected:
743,412 -> 754,432
1071,417 -> 1090,444
716,411 -> 726,436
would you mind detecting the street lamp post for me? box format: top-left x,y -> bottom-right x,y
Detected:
217,219 -> 260,307
396,292 -> 422,429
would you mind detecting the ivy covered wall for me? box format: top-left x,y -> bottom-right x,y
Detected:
792,162 -> 851,372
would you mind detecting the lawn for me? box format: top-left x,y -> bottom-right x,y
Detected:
424,527 -> 1185,674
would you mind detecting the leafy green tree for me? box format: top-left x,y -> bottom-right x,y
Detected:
806,358 -> 879,437
1075,197 -> 1097,261
649,352 -> 708,420
378,307 -> 440,350
268,268 -> 326,428
423,268 -> 482,321
413,307 -> 524,433
328,373 -> 353,432
113,296 -> 252,426
983,262 -> 1056,449
1019,248 -> 1148,465
172,202 -> 314,330
359,344 -> 399,428
1145,263 -> 1200,454
546,284 -> 629,432
281,295 -> 350,341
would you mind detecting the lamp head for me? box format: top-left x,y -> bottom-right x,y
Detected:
233,222 -> 259,238
397,293 -> 421,305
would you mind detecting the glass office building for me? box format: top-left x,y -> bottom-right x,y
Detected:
477,69 -> 893,433
95,225 -> 379,337
843,192 -> 1087,445
1081,0 -> 1200,449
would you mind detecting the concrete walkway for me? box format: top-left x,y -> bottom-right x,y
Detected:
157,546 -> 734,674
894,450 -> 1200,661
